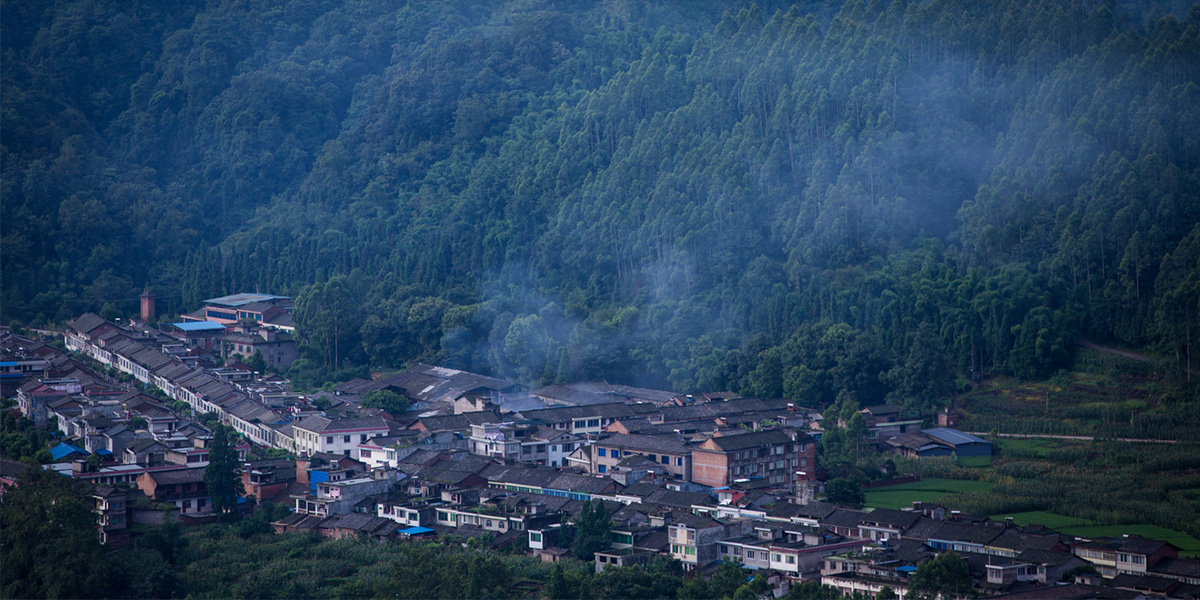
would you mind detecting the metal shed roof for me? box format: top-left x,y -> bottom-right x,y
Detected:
203,293 -> 289,307
172,321 -> 227,332
920,428 -> 991,447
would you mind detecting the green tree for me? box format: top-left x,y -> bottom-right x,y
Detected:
360,389 -> 411,415
572,500 -> 612,560
784,581 -> 841,600
204,424 -> 245,520
907,551 -> 977,600
244,349 -> 269,374
825,478 -> 865,505
0,469 -> 115,598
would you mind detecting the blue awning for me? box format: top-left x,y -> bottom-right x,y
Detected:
398,526 -> 434,535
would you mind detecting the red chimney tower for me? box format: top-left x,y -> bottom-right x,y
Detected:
139,290 -> 156,322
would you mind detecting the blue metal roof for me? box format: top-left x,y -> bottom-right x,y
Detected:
172,321 -> 227,332
398,526 -> 434,535
920,428 -> 991,446
49,443 -> 87,460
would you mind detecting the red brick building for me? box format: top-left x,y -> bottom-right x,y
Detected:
691,429 -> 816,490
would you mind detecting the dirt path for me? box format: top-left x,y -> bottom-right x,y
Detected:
1076,340 -> 1154,362
964,431 -> 1181,444
1077,339 -> 1197,378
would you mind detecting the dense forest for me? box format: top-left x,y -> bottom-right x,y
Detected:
3,0 -> 1199,409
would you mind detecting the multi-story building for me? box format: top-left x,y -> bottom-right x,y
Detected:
292,416 -> 389,457
1073,536 -> 1180,578
292,469 -> 398,517
224,325 -> 299,370
467,422 -> 583,467
691,429 -> 815,490
668,513 -> 749,570
590,433 -> 692,481
136,467 -> 211,516
92,485 -> 130,547
183,293 -> 294,329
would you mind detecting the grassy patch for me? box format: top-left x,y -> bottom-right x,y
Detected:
995,437 -> 1065,458
864,478 -> 993,510
1058,524 -> 1200,556
957,456 -> 992,468
990,511 -> 1095,529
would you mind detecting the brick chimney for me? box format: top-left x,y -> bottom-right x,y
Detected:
139,290 -> 156,322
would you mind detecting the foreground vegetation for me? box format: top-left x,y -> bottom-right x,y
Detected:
0,470 -> 834,599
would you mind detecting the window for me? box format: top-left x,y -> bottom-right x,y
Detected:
787,556 -> 795,564
661,456 -> 669,464
360,434 -> 368,442
598,448 -> 607,457
343,435 -> 351,443
676,457 -> 683,466
361,450 -> 372,458
588,419 -> 600,427
326,436 -> 333,444
530,532 -> 542,542
599,465 -> 607,473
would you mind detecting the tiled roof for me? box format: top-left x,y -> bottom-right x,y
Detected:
1152,557 -> 1200,579
927,521 -> 1004,545
597,433 -> 691,455
1119,535 -> 1173,555
67,313 -> 108,335
293,415 -> 387,433
859,507 -> 923,530
518,403 -> 640,423
700,429 -> 798,452
144,467 -> 206,485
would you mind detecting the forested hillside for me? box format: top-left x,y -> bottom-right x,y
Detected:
3,0 -> 1199,409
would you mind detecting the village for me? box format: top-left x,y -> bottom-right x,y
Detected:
3,293 -> 1199,600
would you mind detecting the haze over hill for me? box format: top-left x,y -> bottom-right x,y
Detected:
3,0 -> 1198,407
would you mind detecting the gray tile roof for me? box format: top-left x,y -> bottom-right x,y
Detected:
597,433 -> 691,455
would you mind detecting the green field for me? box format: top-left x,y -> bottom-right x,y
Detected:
864,478 -> 994,510
994,437 -> 1064,457
956,456 -> 993,468
990,511 -> 1095,529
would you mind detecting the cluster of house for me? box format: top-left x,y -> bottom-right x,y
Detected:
9,305 -> 1200,598
259,448 -> 1197,599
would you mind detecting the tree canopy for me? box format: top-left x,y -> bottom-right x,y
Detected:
204,424 -> 245,518
3,0 -> 1199,403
